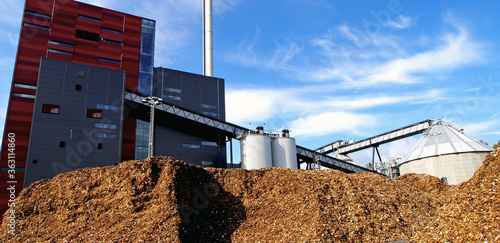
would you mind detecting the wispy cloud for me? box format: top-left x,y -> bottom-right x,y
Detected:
79,0 -> 231,67
308,19 -> 486,87
223,28 -> 304,72
463,120 -> 500,137
213,0 -> 244,19
0,0 -> 23,26
356,26 -> 484,86
288,111 -> 375,137
226,86 -> 450,137
386,15 -> 413,29
224,14 -> 487,89
0,56 -> 15,69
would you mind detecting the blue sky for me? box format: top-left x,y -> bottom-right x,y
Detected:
1,0 -> 499,166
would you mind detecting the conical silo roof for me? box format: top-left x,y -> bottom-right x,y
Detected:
401,123 -> 493,163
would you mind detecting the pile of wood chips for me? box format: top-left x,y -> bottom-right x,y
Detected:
1,149 -> 499,242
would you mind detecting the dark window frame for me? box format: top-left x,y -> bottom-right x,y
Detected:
78,15 -> 101,22
42,104 -> 60,114
86,109 -> 102,119
76,29 -> 100,42
26,10 -> 51,19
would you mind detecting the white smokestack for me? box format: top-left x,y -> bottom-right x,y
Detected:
203,0 -> 214,76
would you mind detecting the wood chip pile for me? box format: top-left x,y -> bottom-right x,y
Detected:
1,149 -> 499,242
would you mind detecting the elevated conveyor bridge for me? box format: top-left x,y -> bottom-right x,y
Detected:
315,119 -> 438,166
316,119 -> 436,155
125,91 -> 371,173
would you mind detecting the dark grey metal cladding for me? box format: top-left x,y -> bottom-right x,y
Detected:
148,67 -> 227,167
154,125 -> 226,167
25,58 -> 125,188
153,67 -> 225,121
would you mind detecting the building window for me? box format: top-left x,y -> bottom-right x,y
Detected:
76,29 -> 100,42
78,15 -> 101,22
164,87 -> 181,93
59,141 -> 65,148
48,49 -> 73,56
101,38 -> 121,45
94,133 -> 117,139
102,27 -> 122,34
77,71 -> 84,78
97,143 -> 103,149
86,109 -> 102,118
202,161 -> 215,166
182,144 -> 200,149
163,94 -> 181,101
201,111 -> 218,117
201,104 -> 218,110
202,141 -> 218,146
75,84 -> 82,91
14,83 -> 37,90
42,104 -> 60,114
99,57 -> 120,64
49,40 -> 74,48
137,19 -> 155,96
24,22 -> 49,31
96,104 -> 119,111
13,93 -> 36,99
135,120 -> 150,160
26,10 -> 51,19
95,123 -> 118,130
33,160 -> 37,164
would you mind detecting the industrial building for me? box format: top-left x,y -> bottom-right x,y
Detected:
399,122 -> 493,185
5,0 -> 475,217
0,0 -> 228,214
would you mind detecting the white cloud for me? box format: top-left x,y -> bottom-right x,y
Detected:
224,27 -> 261,67
225,89 -> 286,125
386,15 -> 413,29
356,26 -> 484,86
243,15 -> 487,89
214,0 -> 244,19
289,111 -> 375,137
383,137 -> 419,160
226,85 -> 451,133
348,136 -> 419,166
463,120 -> 499,135
223,29 -> 304,72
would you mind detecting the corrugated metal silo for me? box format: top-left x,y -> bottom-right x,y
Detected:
399,123 -> 493,185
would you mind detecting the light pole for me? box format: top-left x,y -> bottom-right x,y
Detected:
142,96 -> 162,158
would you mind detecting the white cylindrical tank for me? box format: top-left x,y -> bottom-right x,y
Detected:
241,134 -> 273,169
271,130 -> 298,169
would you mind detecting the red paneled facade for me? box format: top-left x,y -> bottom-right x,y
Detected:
0,0 -> 152,214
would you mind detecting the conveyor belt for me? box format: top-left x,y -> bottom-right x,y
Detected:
125,91 -> 373,173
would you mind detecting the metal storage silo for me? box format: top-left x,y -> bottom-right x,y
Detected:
240,133 -> 273,169
271,130 -> 298,169
399,123 -> 493,185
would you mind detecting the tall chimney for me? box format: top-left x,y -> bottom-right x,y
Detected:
203,0 -> 214,76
